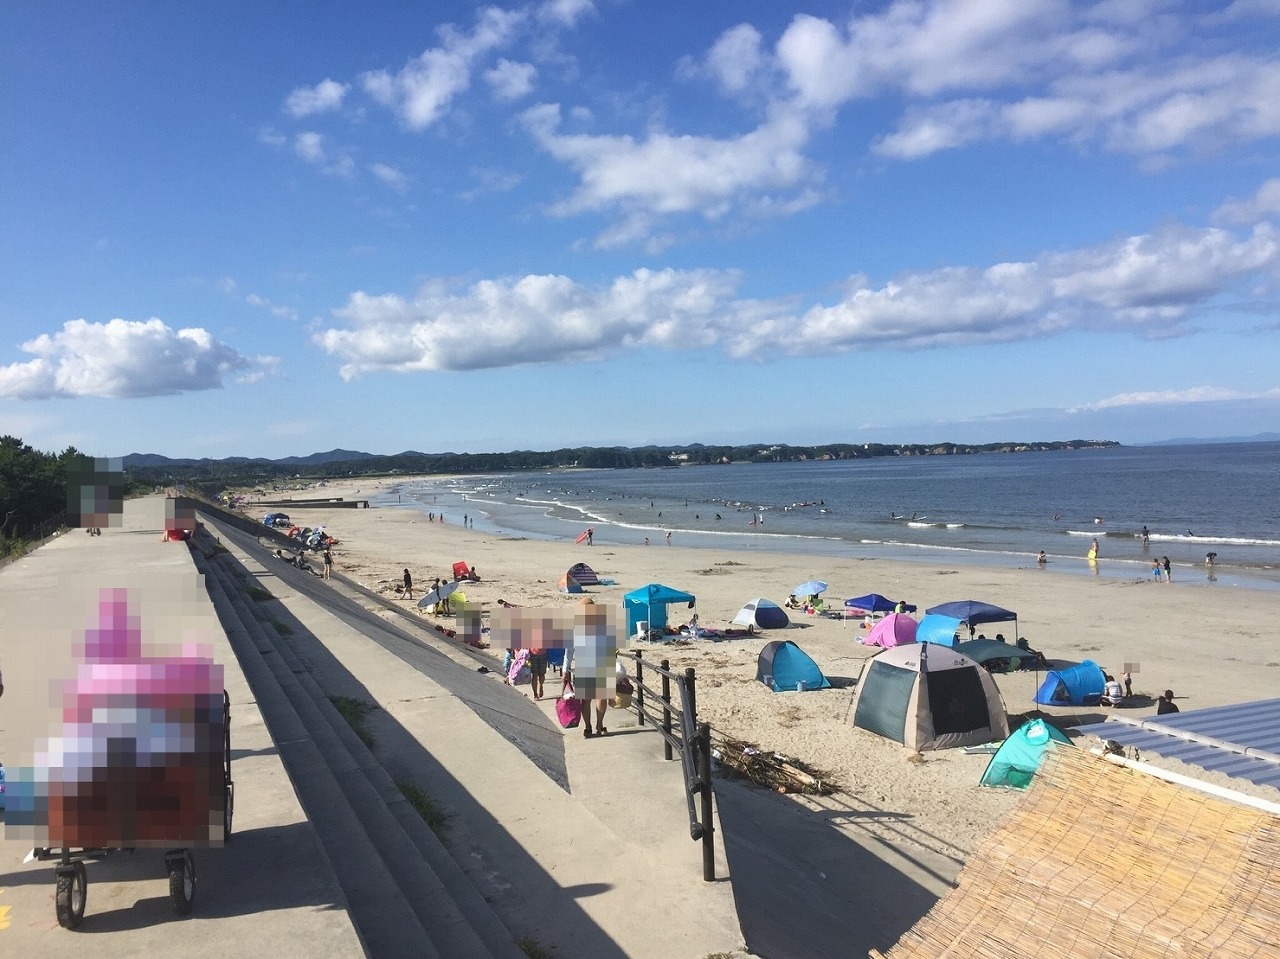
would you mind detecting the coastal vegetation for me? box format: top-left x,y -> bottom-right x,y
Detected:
121,438 -> 1118,487
0,435 -> 154,555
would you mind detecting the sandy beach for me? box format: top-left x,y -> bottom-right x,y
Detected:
235,478 -> 1280,860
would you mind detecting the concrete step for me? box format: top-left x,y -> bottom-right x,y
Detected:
207,553 -> 522,959
195,537 -> 524,957
193,547 -> 440,959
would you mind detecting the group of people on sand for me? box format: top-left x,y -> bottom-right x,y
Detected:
1100,670 -> 1180,714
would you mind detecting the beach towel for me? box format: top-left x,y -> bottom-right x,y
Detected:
507,648 -> 531,686
556,681 -> 582,728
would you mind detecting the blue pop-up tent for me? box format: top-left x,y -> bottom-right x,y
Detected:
756,640 -> 832,692
1034,660 -> 1106,706
624,583 -> 696,637
916,613 -> 963,647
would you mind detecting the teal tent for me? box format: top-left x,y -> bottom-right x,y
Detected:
624,583 -> 696,637
980,718 -> 1072,789
956,638 -> 1031,673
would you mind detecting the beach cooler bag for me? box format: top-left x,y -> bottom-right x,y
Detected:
612,676 -> 634,710
556,682 -> 582,729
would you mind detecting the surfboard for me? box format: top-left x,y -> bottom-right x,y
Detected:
574,530 -> 589,544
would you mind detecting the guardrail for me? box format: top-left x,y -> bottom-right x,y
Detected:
617,649 -> 715,881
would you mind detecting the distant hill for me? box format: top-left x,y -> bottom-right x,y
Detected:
123,448 -> 391,468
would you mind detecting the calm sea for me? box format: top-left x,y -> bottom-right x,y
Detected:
375,442 -> 1280,591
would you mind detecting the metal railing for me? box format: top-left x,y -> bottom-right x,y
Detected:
617,649 -> 715,881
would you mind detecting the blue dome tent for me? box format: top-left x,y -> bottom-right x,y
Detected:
756,640 -> 831,692
1034,660 -> 1106,707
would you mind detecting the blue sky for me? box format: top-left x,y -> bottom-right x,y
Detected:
4,0 -> 1280,458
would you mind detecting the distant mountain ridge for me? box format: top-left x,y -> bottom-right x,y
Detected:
123,448 -> 416,468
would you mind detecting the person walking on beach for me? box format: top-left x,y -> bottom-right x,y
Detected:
1089,537 -> 1100,559
322,547 -> 333,580
665,531 -> 672,545
1162,556 -> 1172,583
586,527 -> 594,545
1157,689 -> 1179,714
403,568 -> 413,600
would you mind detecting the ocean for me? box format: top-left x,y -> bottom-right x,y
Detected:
373,441 -> 1280,591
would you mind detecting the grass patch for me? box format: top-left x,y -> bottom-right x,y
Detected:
330,696 -> 376,748
516,936 -> 554,958
246,584 -> 273,602
396,780 -> 452,840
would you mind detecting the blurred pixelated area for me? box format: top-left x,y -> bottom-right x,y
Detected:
65,455 -> 124,529
4,583 -> 227,849
490,602 -> 624,699
163,496 -> 198,541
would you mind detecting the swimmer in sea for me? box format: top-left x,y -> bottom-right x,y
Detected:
1037,550 -> 1046,564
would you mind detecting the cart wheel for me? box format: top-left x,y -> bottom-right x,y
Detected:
167,850 -> 196,915
223,781 -> 235,841
55,861 -> 87,929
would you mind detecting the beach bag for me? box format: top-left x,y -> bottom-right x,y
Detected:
612,676 -> 634,710
556,681 -> 582,729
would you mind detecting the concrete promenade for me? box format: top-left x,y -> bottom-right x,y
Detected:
0,497 -> 364,957
0,497 -> 746,958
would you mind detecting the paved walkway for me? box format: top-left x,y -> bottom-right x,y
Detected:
1,497 -> 745,957
0,497 -> 364,958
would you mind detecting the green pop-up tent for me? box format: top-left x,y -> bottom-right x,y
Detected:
980,718 -> 1072,789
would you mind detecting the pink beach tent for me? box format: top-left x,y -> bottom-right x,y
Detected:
864,612 -> 919,648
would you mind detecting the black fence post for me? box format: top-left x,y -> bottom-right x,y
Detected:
661,658 -> 673,762
634,649 -> 645,726
698,721 -> 715,882
684,667 -> 698,732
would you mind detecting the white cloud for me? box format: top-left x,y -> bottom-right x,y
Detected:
1071,385 -> 1280,411
361,7 -> 525,130
315,219 -> 1280,375
521,103 -> 815,230
294,131 -> 326,164
293,131 -> 355,176
1214,178 -> 1280,224
285,78 -> 349,117
244,293 -> 298,320
0,319 -> 265,399
538,0 -> 594,27
485,58 -> 537,100
761,223 -> 1280,355
704,24 -> 764,94
316,267 -> 737,377
369,162 -> 410,193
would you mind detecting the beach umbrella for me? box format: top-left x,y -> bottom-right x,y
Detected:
417,580 -> 459,608
792,580 -> 828,598
925,599 -> 1018,641
865,613 -> 918,648
844,593 -> 898,614
925,600 -> 1016,625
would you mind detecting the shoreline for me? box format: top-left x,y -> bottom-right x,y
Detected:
365,477 -> 1280,593
234,476 -> 1280,861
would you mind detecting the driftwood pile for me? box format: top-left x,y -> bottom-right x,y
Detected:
714,736 -> 839,796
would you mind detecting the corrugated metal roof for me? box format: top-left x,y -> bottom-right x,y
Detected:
1074,697 -> 1280,791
